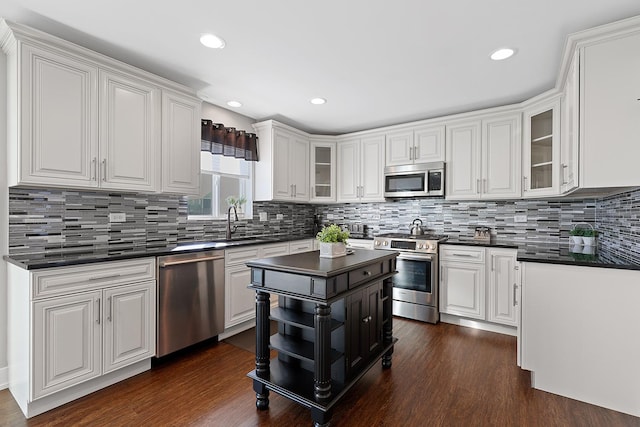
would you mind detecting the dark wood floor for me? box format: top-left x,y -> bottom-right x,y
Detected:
2,319 -> 638,426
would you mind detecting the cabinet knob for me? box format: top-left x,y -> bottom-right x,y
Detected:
362,315 -> 372,323
363,270 -> 372,276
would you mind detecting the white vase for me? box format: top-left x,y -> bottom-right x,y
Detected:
319,242 -> 347,258
582,236 -> 596,247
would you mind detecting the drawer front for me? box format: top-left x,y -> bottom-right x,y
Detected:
260,243 -> 290,258
348,262 -> 383,289
440,246 -> 485,263
289,239 -> 314,254
225,247 -> 261,266
32,258 -> 156,299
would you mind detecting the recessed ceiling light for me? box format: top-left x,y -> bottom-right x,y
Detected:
310,98 -> 327,105
490,48 -> 515,61
200,33 -> 226,49
227,100 -> 242,108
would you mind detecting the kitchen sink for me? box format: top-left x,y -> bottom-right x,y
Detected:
171,237 -> 273,252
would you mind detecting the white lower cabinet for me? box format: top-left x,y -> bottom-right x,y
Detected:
440,247 -> 486,319
8,258 -> 156,418
225,242 -> 293,331
440,245 -> 519,329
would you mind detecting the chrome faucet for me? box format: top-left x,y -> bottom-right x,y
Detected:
226,205 -> 238,240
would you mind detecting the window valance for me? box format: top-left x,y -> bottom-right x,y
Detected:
201,119 -> 258,161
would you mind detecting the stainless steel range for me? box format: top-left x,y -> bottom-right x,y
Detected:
373,233 -> 448,324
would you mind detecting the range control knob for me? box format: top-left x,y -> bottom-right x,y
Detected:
430,243 -> 437,250
374,240 -> 381,246
417,243 -> 423,249
383,240 -> 388,246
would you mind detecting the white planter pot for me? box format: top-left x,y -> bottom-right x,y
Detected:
319,242 -> 347,258
582,236 -> 596,247
569,236 -> 583,245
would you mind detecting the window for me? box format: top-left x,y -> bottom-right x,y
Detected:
188,152 -> 253,219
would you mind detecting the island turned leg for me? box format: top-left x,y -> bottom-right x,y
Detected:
314,303 -> 332,401
382,280 -> 394,369
255,291 -> 270,410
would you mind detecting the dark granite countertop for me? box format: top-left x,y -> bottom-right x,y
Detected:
247,248 -> 398,278
4,235 -> 316,270
441,238 -> 640,271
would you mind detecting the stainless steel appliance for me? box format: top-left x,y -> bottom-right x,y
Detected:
384,162 -> 445,198
373,233 -> 448,323
156,250 -> 225,357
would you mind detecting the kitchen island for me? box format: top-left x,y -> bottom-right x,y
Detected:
246,248 -> 399,427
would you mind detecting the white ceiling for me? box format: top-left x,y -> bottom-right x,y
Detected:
2,1 -> 640,134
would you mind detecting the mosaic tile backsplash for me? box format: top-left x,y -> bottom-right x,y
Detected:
8,188 -> 314,256
8,187 -> 639,260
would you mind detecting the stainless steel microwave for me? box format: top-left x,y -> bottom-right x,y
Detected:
384,162 -> 445,198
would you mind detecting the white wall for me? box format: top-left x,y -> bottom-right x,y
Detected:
201,102 -> 255,132
0,49 -> 8,387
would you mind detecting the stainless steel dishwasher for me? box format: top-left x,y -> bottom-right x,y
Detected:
156,250 -> 225,357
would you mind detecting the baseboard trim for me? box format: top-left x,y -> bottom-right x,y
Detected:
0,366 -> 8,390
219,319 -> 256,340
440,313 -> 517,336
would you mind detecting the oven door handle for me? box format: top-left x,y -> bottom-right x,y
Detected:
398,254 -> 435,262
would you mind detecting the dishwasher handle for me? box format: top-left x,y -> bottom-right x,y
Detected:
159,254 -> 225,268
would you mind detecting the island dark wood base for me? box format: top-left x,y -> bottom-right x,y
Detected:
248,338 -> 397,426
246,249 -> 399,427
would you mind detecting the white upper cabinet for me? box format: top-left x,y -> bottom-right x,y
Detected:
161,90 -> 201,195
580,30 -> 640,188
13,43 -> 99,188
445,121 -> 481,198
253,120 -> 310,202
1,20 -> 201,194
560,51 -> 580,194
337,134 -> 385,203
99,70 -> 160,192
482,114 -> 522,199
523,96 -> 561,198
385,124 -> 445,166
446,112 -> 521,200
310,137 -> 336,203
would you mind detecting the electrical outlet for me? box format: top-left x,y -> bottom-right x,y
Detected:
109,212 -> 126,223
276,213 -> 284,220
259,212 -> 268,221
514,214 -> 527,223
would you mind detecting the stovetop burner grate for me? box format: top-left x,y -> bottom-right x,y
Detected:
376,233 -> 448,241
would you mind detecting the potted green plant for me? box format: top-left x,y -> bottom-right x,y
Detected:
582,229 -> 599,247
316,224 -> 350,258
225,195 -> 247,214
569,228 -> 584,245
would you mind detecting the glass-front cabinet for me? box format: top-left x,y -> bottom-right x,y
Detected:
523,96 -> 561,197
310,138 -> 336,203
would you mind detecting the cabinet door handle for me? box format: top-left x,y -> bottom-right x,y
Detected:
476,179 -> 481,194
96,298 -> 101,324
409,146 -> 413,160
484,178 -> 488,193
311,186 -> 314,197
91,158 -> 97,181
362,316 -> 372,323
452,253 -> 474,258
491,254 -> 495,271
89,274 -> 122,281
561,164 -> 568,185
102,159 -> 107,182
440,265 -> 444,282
513,284 -> 518,306
523,176 -> 528,191
107,296 -> 112,322
414,145 -> 419,159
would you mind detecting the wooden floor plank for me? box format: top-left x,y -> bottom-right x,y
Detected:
1,319 -> 638,426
